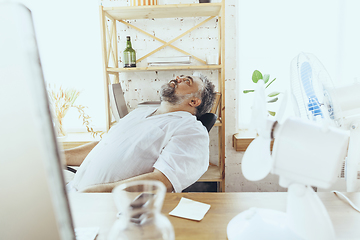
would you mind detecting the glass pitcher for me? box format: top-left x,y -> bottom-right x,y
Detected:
108,180 -> 175,240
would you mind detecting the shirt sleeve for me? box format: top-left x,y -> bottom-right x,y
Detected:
153,123 -> 209,193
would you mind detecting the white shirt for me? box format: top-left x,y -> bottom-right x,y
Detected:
68,107 -> 209,193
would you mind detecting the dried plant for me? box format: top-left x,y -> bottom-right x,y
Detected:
72,105 -> 105,138
47,85 -> 104,138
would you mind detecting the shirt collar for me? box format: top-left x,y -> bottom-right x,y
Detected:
146,107 -> 195,118
166,110 -> 194,118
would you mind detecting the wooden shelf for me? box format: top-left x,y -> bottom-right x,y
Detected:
100,1 -> 225,191
107,65 -> 222,72
214,118 -> 222,127
103,3 -> 222,20
198,165 -> 222,182
232,134 -> 274,152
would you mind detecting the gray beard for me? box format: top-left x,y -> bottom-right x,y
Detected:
160,83 -> 181,105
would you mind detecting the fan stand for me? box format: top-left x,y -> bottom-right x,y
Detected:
346,123 -> 360,192
227,207 -> 300,240
286,183 -> 335,240
227,183 -> 336,240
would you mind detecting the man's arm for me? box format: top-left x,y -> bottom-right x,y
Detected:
64,141 -> 99,166
80,169 -> 173,193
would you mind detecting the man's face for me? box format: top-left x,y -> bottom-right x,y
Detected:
160,75 -> 203,105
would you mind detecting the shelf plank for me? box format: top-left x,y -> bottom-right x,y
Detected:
103,3 -> 222,20
214,119 -> 222,127
198,165 -> 222,182
107,65 -> 222,72
232,134 -> 274,152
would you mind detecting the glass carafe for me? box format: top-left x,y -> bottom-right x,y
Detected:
108,180 -> 175,240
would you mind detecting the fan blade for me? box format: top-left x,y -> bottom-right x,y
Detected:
241,136 -> 272,181
251,80 -> 268,136
300,61 -> 316,98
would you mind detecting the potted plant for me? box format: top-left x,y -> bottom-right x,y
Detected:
243,70 -> 280,116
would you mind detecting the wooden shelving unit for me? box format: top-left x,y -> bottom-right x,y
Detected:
102,3 -> 222,20
106,65 -> 223,72
99,1 -> 225,191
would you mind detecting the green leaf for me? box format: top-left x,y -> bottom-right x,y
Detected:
268,111 -> 276,116
268,97 -> 279,103
265,78 -> 276,88
263,74 -> 270,83
243,89 -> 255,93
268,91 -> 280,97
252,70 -> 263,83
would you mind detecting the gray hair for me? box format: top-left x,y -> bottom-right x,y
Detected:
194,73 -> 216,119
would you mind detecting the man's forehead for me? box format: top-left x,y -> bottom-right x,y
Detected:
191,75 -> 203,84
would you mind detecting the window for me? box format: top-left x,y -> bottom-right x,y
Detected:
236,0 -> 360,129
18,0 -> 105,132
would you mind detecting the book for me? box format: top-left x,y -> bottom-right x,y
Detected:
147,55 -> 192,64
148,62 -> 193,66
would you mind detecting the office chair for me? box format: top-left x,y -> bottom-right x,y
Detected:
197,113 -> 217,133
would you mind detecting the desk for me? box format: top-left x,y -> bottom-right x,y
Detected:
59,132 -> 101,149
68,192 -> 360,240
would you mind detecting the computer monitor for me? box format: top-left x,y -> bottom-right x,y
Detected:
0,3 -> 75,239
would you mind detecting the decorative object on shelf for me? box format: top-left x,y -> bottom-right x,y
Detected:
199,0 -> 211,3
243,70 -> 280,116
47,85 -> 104,138
129,0 -> 158,6
146,55 -> 192,66
123,36 -> 136,68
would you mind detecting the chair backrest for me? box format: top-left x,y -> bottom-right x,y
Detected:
109,83 -> 129,122
198,113 -> 217,132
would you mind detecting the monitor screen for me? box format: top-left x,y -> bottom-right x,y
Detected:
0,3 -> 75,239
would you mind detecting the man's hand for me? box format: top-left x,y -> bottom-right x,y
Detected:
80,169 -> 173,193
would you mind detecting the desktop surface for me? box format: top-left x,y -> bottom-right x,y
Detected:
69,192 -> 360,240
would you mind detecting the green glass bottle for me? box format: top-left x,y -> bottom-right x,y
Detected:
123,36 -> 136,68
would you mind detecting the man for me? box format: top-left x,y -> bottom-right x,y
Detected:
66,73 -> 216,193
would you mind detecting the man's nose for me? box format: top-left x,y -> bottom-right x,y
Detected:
175,76 -> 183,83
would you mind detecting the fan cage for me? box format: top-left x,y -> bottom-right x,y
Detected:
290,52 -> 343,127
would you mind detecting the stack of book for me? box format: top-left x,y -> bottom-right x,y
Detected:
147,55 -> 192,66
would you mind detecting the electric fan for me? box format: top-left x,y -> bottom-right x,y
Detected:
290,52 -> 360,192
227,80 -> 349,240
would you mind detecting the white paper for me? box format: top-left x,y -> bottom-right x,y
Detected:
169,197 -> 211,221
75,227 -> 99,240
